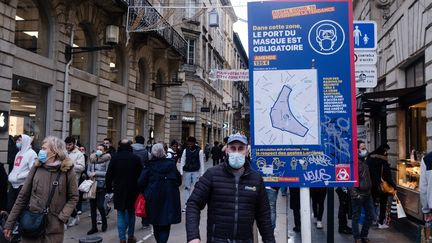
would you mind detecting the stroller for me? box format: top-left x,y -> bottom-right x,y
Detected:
0,211 -> 20,243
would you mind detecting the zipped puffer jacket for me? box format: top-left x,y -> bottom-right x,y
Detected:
186,161 -> 275,243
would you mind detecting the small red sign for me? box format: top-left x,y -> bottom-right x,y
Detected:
335,164 -> 351,181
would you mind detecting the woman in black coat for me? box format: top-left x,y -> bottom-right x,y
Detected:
138,143 -> 182,243
366,143 -> 396,228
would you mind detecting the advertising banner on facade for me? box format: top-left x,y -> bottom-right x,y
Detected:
248,0 -> 358,187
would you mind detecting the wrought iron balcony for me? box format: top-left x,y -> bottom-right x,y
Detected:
127,0 -> 187,59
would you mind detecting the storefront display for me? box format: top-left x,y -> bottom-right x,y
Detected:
396,159 -> 422,220
70,92 -> 93,150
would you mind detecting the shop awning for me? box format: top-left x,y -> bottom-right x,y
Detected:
360,85 -> 425,100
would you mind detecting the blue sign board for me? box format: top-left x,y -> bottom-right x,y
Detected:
353,21 -> 377,50
248,0 -> 358,187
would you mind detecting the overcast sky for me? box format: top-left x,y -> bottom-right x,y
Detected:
232,0 -> 249,55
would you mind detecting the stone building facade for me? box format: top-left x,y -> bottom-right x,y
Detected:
168,0 -> 238,147
0,0 -> 186,165
354,0 -> 432,220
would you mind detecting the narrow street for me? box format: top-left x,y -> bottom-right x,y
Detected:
64,161 -> 417,243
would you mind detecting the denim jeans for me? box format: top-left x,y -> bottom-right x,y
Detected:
266,188 -> 278,229
184,171 -> 201,205
351,194 -> 375,240
117,209 -> 136,241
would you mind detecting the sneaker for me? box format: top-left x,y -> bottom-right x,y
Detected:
87,228 -> 98,235
182,208 -> 186,213
316,221 -> 323,229
77,210 -> 82,215
362,238 -> 371,243
67,217 -> 78,227
338,226 -> 352,234
97,220 -> 102,225
378,223 -> 389,229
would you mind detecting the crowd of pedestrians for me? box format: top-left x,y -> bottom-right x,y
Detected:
0,131 -> 419,243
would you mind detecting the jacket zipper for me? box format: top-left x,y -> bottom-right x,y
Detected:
234,182 -> 239,239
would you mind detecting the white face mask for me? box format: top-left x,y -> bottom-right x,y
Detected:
359,150 -> 368,158
228,152 -> 246,169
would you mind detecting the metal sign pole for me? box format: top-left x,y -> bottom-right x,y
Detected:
327,187 -> 334,243
300,187 -> 311,243
286,192 -> 290,243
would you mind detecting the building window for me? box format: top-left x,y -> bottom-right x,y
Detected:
9,76 -> 47,147
185,0 -> 196,18
109,47 -> 125,85
187,39 -> 195,65
137,58 -> 149,93
406,101 -> 427,155
70,92 -> 93,150
135,109 -> 148,137
15,0 -> 50,56
155,70 -> 165,100
406,58 -> 425,88
72,24 -> 96,74
108,102 -> 123,147
182,94 -> 195,112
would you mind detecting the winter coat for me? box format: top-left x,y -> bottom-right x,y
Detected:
420,152 -> 432,213
105,149 -> 142,210
132,143 -> 150,167
186,161 -> 275,243
8,134 -> 37,189
211,146 -> 222,160
68,146 -> 85,183
87,153 -> 111,189
350,157 -> 372,198
366,154 -> 396,193
4,158 -> 79,242
138,158 -> 181,225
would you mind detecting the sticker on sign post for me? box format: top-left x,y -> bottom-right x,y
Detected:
355,65 -> 377,88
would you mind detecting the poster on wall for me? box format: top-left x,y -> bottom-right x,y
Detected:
248,0 -> 358,187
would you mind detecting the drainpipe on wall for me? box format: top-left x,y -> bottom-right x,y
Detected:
62,24 -> 75,140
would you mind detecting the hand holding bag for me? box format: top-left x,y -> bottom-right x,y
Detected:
134,194 -> 146,218
19,169 -> 62,238
83,180 -> 97,199
78,179 -> 94,192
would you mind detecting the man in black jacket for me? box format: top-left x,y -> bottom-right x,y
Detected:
106,139 -> 142,243
186,133 -> 275,243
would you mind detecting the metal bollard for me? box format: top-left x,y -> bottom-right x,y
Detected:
79,236 -> 103,243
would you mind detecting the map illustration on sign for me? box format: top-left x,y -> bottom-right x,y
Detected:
254,69 -> 320,145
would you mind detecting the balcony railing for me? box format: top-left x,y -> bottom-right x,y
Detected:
127,0 -> 187,58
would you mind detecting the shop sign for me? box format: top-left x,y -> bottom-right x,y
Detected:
354,50 -> 377,65
0,110 -> 9,132
248,0 -> 358,187
209,69 -> 249,81
170,115 -> 178,120
182,116 -> 195,122
355,65 -> 377,88
201,107 -> 210,112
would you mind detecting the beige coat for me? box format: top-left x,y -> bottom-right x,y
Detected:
5,158 -> 79,243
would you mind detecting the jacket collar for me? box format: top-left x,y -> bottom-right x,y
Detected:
34,157 -> 73,172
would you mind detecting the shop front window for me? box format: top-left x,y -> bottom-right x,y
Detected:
182,94 -> 195,112
15,0 -> 50,56
108,102 -> 123,146
70,92 -> 93,150
109,47 -> 125,85
406,101 -> 427,157
406,58 -> 425,88
9,77 -> 47,147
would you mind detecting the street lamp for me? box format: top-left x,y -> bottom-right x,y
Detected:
65,25 -> 119,62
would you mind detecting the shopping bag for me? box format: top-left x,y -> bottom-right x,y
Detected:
83,180 -> 97,199
78,179 -> 94,192
396,198 -> 406,218
134,194 -> 147,218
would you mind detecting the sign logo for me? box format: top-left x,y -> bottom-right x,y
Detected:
0,113 -> 5,127
0,111 -> 9,132
335,164 -> 350,181
308,20 -> 345,55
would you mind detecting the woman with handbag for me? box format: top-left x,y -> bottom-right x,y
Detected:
366,143 -> 396,229
86,144 -> 111,235
3,136 -> 78,242
138,143 -> 182,243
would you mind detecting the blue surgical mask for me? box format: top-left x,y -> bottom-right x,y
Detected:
16,143 -> 22,150
228,152 -> 246,169
38,150 -> 48,163
96,150 -> 102,157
